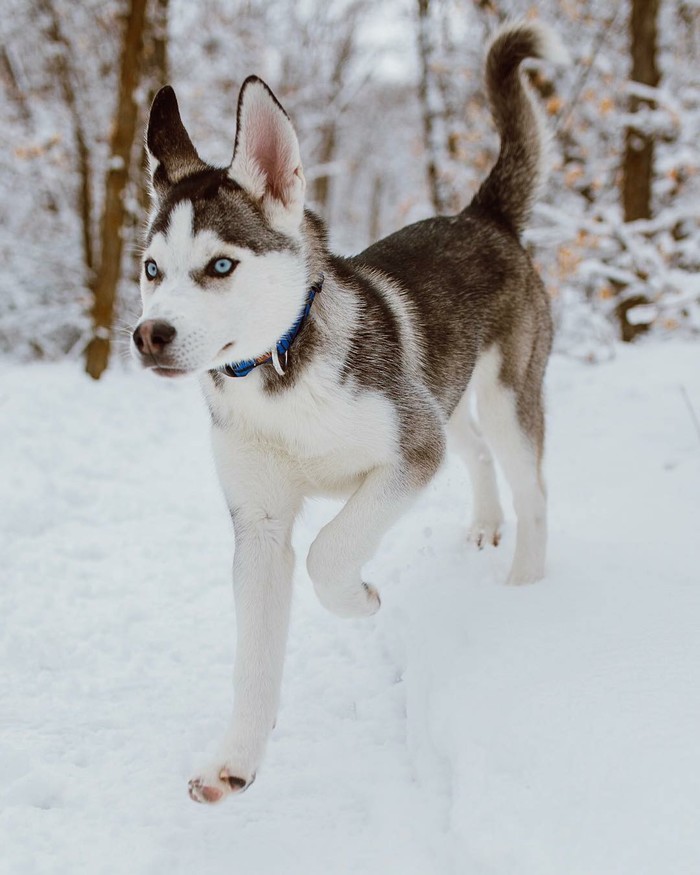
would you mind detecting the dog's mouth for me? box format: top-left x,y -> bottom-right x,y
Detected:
136,343 -> 236,378
149,365 -> 189,379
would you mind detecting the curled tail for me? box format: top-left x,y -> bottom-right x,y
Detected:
468,22 -> 568,235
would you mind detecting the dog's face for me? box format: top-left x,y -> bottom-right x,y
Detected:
132,80 -> 308,377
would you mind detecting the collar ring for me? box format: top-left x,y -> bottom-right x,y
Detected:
271,346 -> 287,377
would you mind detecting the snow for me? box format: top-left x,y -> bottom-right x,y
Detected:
2,342 -> 699,874
626,303 -> 658,325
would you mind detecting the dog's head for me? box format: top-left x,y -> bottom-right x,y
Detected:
132,78 -> 308,378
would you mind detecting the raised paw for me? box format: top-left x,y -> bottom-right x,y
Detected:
313,577 -> 381,619
307,534 -> 382,619
188,768 -> 255,805
468,519 -> 502,549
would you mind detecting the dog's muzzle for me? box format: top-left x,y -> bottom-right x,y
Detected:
133,320 -> 177,357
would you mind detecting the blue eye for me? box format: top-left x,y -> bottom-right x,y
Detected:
212,257 -> 235,276
145,259 -> 158,280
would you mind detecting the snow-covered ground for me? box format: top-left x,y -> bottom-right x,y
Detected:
2,342 -> 699,875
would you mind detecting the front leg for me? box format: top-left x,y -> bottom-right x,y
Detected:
189,433 -> 301,804
307,434 -> 444,618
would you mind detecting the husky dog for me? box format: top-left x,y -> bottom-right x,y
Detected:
132,21 -> 566,803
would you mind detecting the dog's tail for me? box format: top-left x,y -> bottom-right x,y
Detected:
468,22 -> 568,235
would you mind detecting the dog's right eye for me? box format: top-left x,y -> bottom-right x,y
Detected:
144,259 -> 159,280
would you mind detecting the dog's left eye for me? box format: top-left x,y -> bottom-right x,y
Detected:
209,257 -> 237,277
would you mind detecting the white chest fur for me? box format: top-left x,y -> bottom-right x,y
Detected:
201,359 -> 399,494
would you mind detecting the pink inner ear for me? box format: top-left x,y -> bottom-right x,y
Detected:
243,92 -> 297,205
256,123 -> 285,201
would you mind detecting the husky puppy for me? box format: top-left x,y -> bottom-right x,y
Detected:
132,22 -> 566,803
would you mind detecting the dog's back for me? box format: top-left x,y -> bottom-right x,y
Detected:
348,23 -> 564,415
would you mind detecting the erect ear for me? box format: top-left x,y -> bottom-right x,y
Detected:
146,86 -> 207,201
228,77 -> 305,234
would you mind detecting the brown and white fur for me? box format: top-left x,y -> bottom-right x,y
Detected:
131,22 -> 567,803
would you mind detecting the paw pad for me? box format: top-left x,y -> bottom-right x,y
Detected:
187,771 -> 255,804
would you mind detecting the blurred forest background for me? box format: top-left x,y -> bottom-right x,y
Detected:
0,0 -> 698,377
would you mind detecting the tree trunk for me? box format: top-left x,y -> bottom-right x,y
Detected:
40,1 -> 95,284
622,0 -> 660,222
368,173 -> 383,243
133,0 -> 170,278
416,0 -> 448,214
85,0 -> 149,380
149,0 -> 169,85
311,27 -> 354,217
1,44 -> 32,124
312,122 -> 337,217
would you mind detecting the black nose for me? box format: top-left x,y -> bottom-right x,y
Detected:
133,320 -> 176,356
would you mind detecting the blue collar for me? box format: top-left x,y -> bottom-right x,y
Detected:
219,274 -> 323,379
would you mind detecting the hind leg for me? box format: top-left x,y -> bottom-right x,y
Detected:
473,350 -> 547,584
448,391 -> 504,548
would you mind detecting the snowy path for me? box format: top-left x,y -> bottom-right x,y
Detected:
2,343 -> 699,874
